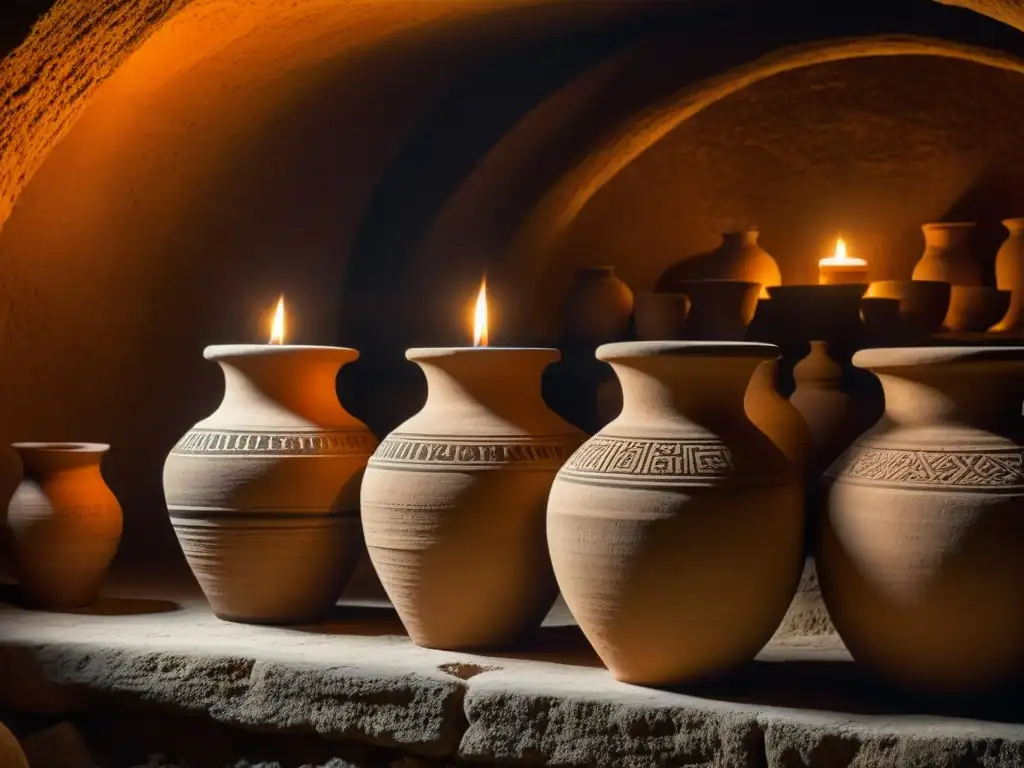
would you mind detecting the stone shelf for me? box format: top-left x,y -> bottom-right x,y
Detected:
0,575 -> 1021,768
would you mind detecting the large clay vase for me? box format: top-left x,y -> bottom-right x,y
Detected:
911,222 -> 981,286
360,348 -> 584,650
993,218 -> 1024,333
657,229 -> 781,299
6,443 -> 122,609
163,345 -> 377,625
745,360 -> 811,477
561,266 -> 634,344
820,347 -> 1024,694
547,342 -> 804,685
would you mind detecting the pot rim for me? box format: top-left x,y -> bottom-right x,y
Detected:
597,341 -> 778,361
11,442 -> 110,453
854,346 -> 1024,370
406,347 -> 559,361
921,221 -> 976,230
204,344 -> 358,362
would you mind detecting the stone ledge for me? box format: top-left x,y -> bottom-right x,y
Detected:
0,580 -> 1021,768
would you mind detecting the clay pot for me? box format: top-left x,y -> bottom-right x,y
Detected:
547,342 -> 804,685
562,266 -> 634,344
657,229 -> 781,299
633,292 -> 691,341
6,443 -> 122,609
745,360 -> 811,477
789,342 -> 877,484
360,348 -> 584,650
911,222 -> 981,285
661,279 -> 760,341
0,723 -> 28,768
820,347 -> 1024,694
943,286 -> 1012,333
859,297 -> 900,329
766,284 -> 867,345
993,218 -> 1024,333
866,280 -> 951,337
163,345 -> 377,625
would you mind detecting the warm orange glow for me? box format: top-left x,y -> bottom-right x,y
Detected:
473,277 -> 488,347
818,238 -> 867,268
269,295 -> 286,344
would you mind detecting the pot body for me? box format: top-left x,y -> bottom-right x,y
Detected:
664,280 -> 760,341
360,348 -> 584,650
993,218 -> 1024,332
820,347 -> 1024,694
6,443 -> 122,608
0,723 -> 28,768
547,342 -> 804,685
163,345 -> 376,624
562,266 -> 633,344
745,360 -> 811,477
911,222 -> 980,285
657,230 -> 781,300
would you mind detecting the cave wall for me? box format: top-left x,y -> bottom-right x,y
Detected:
550,55 -> 1024,296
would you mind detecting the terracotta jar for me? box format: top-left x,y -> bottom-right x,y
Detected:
820,347 -> 1024,694
360,348 -> 584,650
745,360 -> 811,477
6,443 -> 122,609
993,218 -> 1024,333
663,279 -> 760,341
657,229 -> 781,299
911,222 -> 981,285
163,345 -> 377,625
547,342 -> 804,685
562,266 -> 634,344
789,342 -> 877,483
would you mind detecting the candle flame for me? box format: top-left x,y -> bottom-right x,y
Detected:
473,277 -> 488,347
818,237 -> 867,267
269,295 -> 286,344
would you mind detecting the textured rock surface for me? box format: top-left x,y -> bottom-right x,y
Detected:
0,579 -> 1021,768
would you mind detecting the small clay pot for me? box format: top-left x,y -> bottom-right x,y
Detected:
548,341 -> 803,685
6,443 -> 122,609
943,286 -> 1011,333
361,348 -> 584,650
663,279 -> 760,340
821,346 -> 1024,694
633,292 -> 691,340
859,297 -> 900,329
656,229 -> 781,299
993,218 -> 1024,332
163,345 -> 377,625
562,266 -> 634,344
912,222 -> 981,285
866,280 -> 951,336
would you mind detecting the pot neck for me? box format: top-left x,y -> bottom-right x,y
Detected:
408,348 -> 567,434
1004,218 -> 1024,234
922,223 -> 974,249
723,229 -> 759,247
13,443 -> 108,479
607,354 -> 768,437
209,348 -> 360,429
872,362 -> 1024,434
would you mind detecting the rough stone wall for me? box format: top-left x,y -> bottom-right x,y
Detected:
0,0 -> 1022,241
0,0 -> 189,228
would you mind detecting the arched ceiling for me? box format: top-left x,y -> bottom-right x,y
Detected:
0,0 -> 1023,238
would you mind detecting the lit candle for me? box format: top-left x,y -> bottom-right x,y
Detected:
818,238 -> 868,285
473,277 -> 488,347
269,294 -> 286,344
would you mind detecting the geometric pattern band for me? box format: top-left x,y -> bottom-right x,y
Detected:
169,429 -> 376,457
830,446 -> 1024,487
559,436 -> 736,480
369,434 -> 578,468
